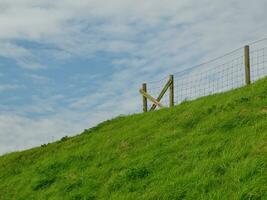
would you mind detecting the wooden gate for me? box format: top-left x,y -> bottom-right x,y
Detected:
139,75 -> 174,112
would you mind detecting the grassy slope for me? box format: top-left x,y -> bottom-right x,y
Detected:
1,79 -> 267,200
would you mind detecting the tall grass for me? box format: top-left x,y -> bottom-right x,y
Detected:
0,78 -> 267,200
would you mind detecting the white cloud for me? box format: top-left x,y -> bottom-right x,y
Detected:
0,113 -> 85,154
0,0 -> 266,70
0,84 -> 25,92
24,73 -> 50,84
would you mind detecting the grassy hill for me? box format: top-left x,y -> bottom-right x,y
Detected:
1,78 -> 267,200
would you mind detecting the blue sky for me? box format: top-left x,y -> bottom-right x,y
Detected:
0,0 -> 267,154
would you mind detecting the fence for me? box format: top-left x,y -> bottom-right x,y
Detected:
140,39 -> 267,112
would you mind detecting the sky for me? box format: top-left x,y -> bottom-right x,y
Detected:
0,0 -> 267,155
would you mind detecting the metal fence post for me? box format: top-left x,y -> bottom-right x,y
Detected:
169,75 -> 174,107
244,45 -> 251,85
142,83 -> 148,112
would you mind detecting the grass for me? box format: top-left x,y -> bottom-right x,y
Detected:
0,78 -> 267,200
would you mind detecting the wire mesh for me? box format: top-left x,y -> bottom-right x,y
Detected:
250,39 -> 267,82
143,38 -> 267,109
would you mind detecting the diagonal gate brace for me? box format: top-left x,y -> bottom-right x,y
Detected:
139,89 -> 165,108
149,78 -> 172,111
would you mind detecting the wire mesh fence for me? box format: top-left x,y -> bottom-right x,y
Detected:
250,39 -> 267,82
141,38 -> 267,111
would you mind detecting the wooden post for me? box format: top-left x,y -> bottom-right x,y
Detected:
140,89 -> 165,108
142,83 -> 148,112
244,45 -> 251,85
169,75 -> 174,107
150,78 -> 172,111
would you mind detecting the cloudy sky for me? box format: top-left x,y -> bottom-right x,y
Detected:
0,0 -> 267,154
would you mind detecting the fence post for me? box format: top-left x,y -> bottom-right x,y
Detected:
169,75 -> 174,107
244,45 -> 251,85
142,83 -> 148,112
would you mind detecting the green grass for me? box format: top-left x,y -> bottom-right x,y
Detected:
1,78 -> 267,200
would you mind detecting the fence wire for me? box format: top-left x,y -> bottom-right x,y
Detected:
144,39 -> 267,109
250,40 -> 267,82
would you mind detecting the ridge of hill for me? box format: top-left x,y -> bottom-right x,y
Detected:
0,78 -> 267,200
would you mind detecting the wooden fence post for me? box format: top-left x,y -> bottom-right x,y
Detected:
142,83 -> 148,112
169,75 -> 174,107
244,45 -> 251,85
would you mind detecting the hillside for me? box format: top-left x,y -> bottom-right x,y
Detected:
0,78 -> 267,200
